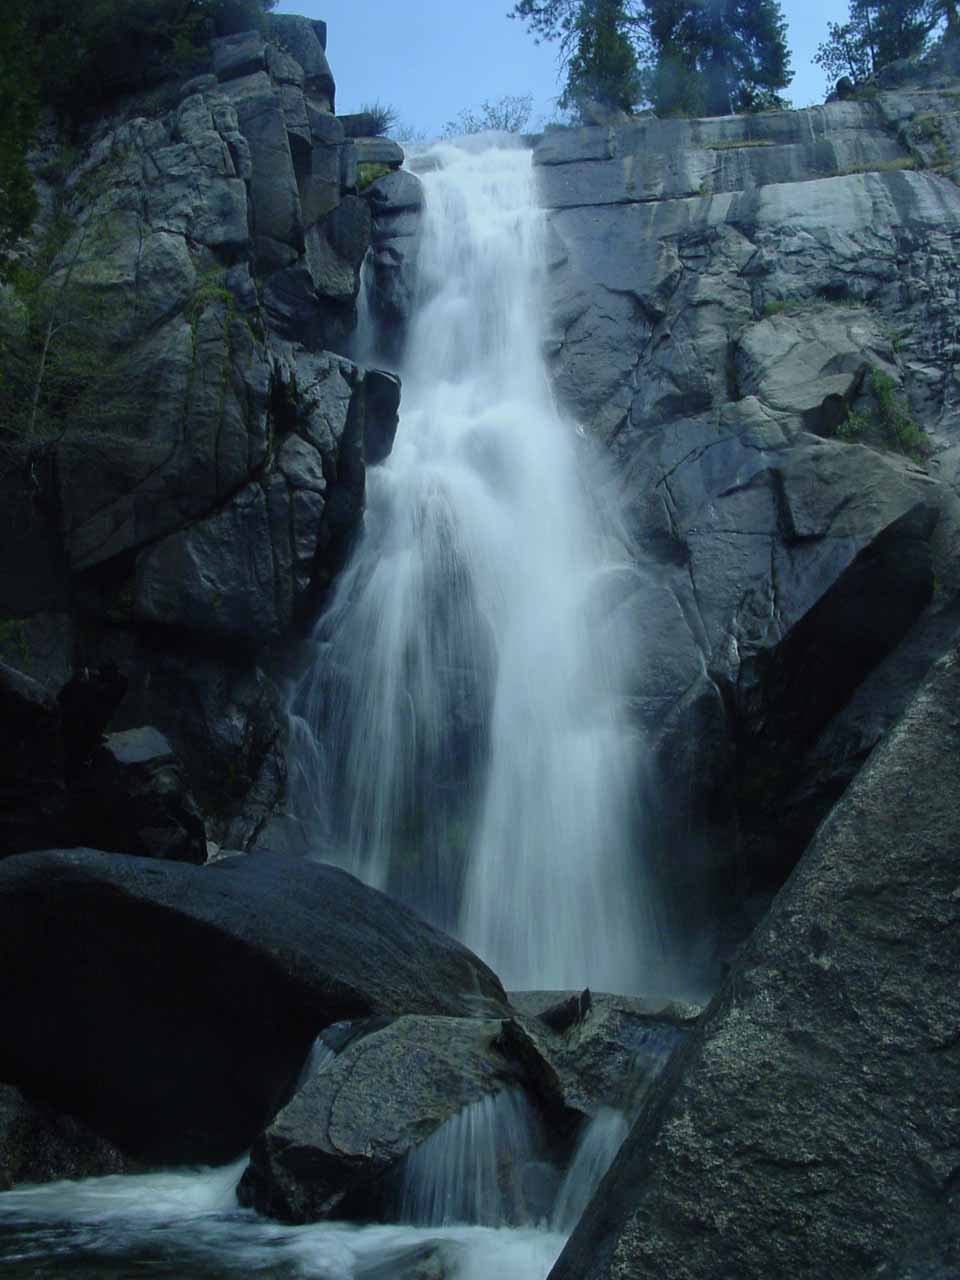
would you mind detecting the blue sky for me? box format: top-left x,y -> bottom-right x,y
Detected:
275,0 -> 846,136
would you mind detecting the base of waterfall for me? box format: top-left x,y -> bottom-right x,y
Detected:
0,1161 -> 567,1279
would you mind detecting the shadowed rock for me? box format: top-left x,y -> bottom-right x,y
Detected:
550,639 -> 960,1280
0,850 -> 507,1166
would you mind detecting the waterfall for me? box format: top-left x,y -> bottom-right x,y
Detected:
289,139 -> 664,992
396,1089 -> 541,1228
550,1108 -> 629,1232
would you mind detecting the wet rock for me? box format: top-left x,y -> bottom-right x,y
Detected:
364,370 -> 401,465
0,850 -> 508,1164
366,174 -> 423,359
364,169 -> 424,214
551,641 -> 960,1280
240,1015 -> 521,1221
507,993 -> 700,1118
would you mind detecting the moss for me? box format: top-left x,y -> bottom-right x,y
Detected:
190,270 -> 234,325
705,139 -> 775,151
357,162 -> 392,190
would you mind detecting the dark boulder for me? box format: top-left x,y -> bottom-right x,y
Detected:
0,850 -> 508,1165
550,640 -> 960,1280
240,1014 -> 523,1222
364,369 -> 401,466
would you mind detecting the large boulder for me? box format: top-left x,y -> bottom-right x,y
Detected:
240,1014 -> 526,1222
550,639 -> 960,1280
0,850 -> 508,1166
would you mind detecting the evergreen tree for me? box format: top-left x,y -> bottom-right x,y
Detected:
815,0 -> 937,92
510,0 -> 792,116
0,10 -> 38,258
561,0 -> 642,112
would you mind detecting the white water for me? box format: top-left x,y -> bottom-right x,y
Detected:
290,139 -> 664,992
398,1089 -> 541,1227
551,1108 -> 629,1233
0,1159 -> 566,1279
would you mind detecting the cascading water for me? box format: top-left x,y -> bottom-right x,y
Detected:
290,138 -> 664,992
550,1108 -> 629,1233
397,1089 -> 541,1228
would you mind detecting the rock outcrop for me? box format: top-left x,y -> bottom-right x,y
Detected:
549,639 -> 960,1280
0,849 -> 507,1166
240,1015 -> 525,1221
536,85 -> 960,939
0,21 -> 406,851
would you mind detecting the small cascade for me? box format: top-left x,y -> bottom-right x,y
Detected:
397,1089 -> 541,1228
550,1108 -> 630,1233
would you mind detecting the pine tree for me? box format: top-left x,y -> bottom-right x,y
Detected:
510,0 -> 792,117
815,0 -> 937,93
0,10 -> 39,258
561,0 -> 643,112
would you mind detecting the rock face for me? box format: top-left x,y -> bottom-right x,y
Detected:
536,84 -> 960,937
0,23 -> 406,848
0,850 -> 507,1165
0,660 -> 205,863
69,727 -> 207,864
549,640 -> 960,1280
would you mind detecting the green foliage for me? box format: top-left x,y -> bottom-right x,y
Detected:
0,206 -> 144,454
814,0 -> 938,93
561,0 -> 642,114
357,162 -> 393,190
190,269 -> 234,321
510,0 -> 792,118
838,367 -> 929,463
441,94 -> 534,137
0,10 -> 39,259
22,0 -> 276,121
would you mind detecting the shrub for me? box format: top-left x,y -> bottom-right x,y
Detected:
838,367 -> 930,463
